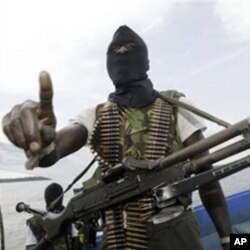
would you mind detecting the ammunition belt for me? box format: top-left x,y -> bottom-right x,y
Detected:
144,97 -> 173,160
103,206 -> 126,249
125,197 -> 155,249
89,103 -> 121,173
89,98 -> 175,249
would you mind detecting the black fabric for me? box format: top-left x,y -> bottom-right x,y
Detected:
44,182 -> 64,211
147,210 -> 203,250
108,78 -> 158,108
107,25 -> 157,108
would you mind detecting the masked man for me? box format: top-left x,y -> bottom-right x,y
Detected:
25,183 -> 82,250
3,26 -> 231,250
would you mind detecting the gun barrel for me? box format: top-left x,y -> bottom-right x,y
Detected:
16,202 -> 46,216
160,117 -> 250,168
184,138 -> 250,175
154,154 -> 250,204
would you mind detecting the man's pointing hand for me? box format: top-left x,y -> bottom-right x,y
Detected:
2,71 -> 57,157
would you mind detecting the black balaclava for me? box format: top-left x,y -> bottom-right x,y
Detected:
107,25 -> 158,108
44,182 -> 64,212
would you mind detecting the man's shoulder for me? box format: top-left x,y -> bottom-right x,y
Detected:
159,89 -> 185,99
96,101 -> 118,114
26,215 -> 44,227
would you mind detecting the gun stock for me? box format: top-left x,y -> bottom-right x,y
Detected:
44,117 -> 250,240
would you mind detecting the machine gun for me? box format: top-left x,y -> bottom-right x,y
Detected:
44,117 -> 250,241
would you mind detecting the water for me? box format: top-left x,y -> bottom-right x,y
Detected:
1,180 -> 86,249
2,182 -> 49,249
0,145 -> 97,250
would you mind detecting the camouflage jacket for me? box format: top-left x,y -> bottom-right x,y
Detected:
27,215 -> 73,250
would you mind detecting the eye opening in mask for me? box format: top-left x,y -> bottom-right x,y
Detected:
112,42 -> 136,53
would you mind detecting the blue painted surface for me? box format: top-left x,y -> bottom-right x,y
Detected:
83,190 -> 250,249
82,235 -> 102,250
194,190 -> 250,249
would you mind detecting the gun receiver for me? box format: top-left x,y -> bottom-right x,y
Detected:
44,117 -> 250,240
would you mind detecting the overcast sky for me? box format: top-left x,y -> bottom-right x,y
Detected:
1,0 -> 250,143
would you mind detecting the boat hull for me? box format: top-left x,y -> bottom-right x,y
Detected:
194,189 -> 250,249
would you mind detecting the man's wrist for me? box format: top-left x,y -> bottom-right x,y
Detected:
25,141 -> 56,169
220,236 -> 230,245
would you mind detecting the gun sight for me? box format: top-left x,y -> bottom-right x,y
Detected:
15,202 -> 46,216
16,202 -> 28,213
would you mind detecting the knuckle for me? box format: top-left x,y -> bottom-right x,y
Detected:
10,105 -> 22,120
2,118 -> 15,143
11,104 -> 21,112
11,117 -> 21,130
2,113 -> 10,127
22,100 -> 38,110
2,124 -> 10,136
20,107 -> 32,118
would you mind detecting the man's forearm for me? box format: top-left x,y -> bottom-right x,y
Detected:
39,124 -> 88,167
199,181 -> 232,238
184,130 -> 232,240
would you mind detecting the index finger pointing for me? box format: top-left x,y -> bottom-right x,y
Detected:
38,71 -> 56,126
39,71 -> 53,111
